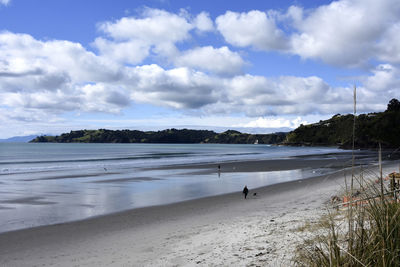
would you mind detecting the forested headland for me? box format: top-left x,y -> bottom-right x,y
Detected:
30,129 -> 287,145
285,99 -> 400,149
31,99 -> 400,149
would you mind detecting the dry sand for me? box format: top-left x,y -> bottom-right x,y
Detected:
0,160 -> 398,267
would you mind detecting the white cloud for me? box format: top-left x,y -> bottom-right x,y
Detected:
362,64 -> 400,99
236,116 -> 308,129
174,46 -> 245,75
1,29 -> 395,125
216,75 -> 350,116
228,75 -> 327,105
93,38 -> 149,65
0,32 -> 128,115
0,0 -> 10,6
285,6 -> 303,25
95,8 -> 194,63
128,65 -> 221,109
289,0 -> 400,66
0,108 -> 63,124
1,5 -> 399,135
216,10 -> 287,51
213,1 -> 400,67
80,83 -> 131,113
377,23 -> 400,63
94,8 -> 218,64
0,32 -> 123,85
194,12 -> 214,32
98,8 -> 193,43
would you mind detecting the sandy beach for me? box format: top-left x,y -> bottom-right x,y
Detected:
1,159 -> 398,266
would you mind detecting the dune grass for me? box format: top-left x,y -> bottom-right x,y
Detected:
295,166 -> 400,266
295,89 -> 400,266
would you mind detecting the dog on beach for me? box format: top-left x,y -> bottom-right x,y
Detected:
253,192 -> 257,197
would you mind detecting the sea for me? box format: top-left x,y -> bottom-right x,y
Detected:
0,143 -> 350,233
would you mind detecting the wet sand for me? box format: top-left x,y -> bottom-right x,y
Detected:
153,150 -> 376,174
0,158 -> 397,266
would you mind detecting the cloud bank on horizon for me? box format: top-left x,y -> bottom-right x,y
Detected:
0,0 -> 399,137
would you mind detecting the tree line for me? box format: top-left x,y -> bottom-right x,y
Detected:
30,128 -> 287,145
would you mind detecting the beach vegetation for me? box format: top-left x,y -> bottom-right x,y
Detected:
295,167 -> 400,266
387,98 -> 400,112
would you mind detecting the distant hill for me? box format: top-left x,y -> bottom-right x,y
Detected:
285,99 -> 400,149
0,135 -> 38,143
204,130 -> 287,144
30,99 -> 400,148
30,129 -> 287,145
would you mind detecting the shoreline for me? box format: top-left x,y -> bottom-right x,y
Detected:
0,168 -> 339,235
0,151 -> 386,235
1,160 -> 398,266
0,146 -> 378,235
0,150 -> 377,234
149,149 -> 377,173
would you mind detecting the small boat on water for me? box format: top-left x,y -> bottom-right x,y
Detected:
254,139 -> 258,144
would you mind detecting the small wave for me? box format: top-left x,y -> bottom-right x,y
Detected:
0,152 -> 193,165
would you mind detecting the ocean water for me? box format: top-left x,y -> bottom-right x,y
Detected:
0,143 -> 347,233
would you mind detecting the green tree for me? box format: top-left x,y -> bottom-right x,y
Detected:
387,98 -> 400,112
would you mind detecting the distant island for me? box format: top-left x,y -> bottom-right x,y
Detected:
30,99 -> 400,149
0,135 -> 38,143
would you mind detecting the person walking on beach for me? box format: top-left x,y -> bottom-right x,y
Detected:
243,185 -> 249,199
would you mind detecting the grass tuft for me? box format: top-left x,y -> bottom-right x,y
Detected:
295,168 -> 400,266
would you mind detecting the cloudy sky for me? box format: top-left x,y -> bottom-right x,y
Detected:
0,0 -> 399,138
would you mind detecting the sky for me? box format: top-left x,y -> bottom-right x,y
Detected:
0,0 -> 399,138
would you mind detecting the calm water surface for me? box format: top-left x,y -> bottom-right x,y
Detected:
0,143 -> 347,232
